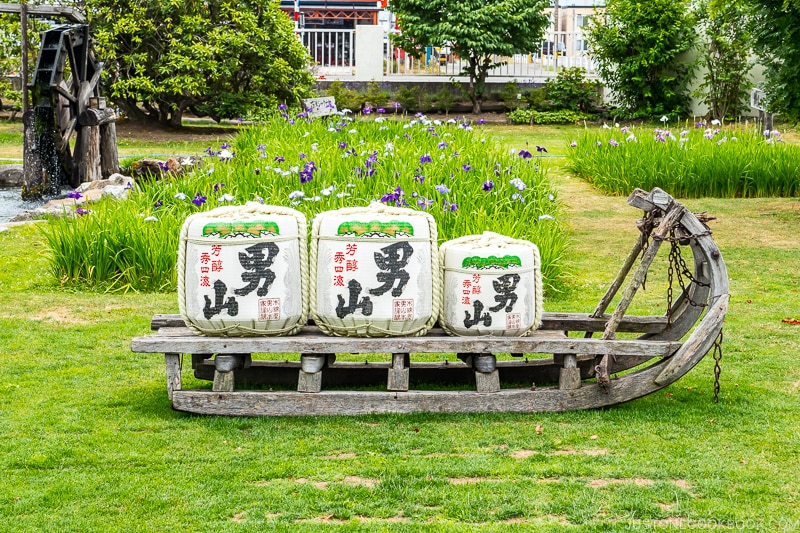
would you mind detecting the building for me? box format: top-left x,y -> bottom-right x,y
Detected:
279,0 -> 385,29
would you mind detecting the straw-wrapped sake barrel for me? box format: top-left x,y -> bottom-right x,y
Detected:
311,205 -> 439,337
439,232 -> 543,336
178,203 -> 308,336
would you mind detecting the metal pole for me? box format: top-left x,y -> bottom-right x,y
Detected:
20,2 -> 29,114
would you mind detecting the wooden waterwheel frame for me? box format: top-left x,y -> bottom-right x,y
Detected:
29,22 -> 118,191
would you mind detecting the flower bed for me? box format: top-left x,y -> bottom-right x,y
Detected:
565,121 -> 800,198
42,111 -> 567,293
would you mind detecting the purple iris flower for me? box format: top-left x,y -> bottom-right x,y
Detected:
153,200 -> 163,208
420,154 -> 433,164
477,118 -> 487,125
377,108 -> 386,114
338,142 -> 348,149
213,183 -> 225,192
75,207 -> 90,216
192,193 -> 207,207
449,202 -> 458,212
519,149 -> 533,159
66,190 -> 82,200
438,141 -> 449,149
274,155 -> 285,162
609,139 -> 619,147
482,180 -> 495,191
435,184 -> 450,194
462,164 -> 472,172
536,146 -> 547,153
279,103 -> 287,111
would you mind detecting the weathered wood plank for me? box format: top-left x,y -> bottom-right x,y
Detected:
558,354 -> 581,390
132,330 -> 680,358
297,370 -> 322,393
387,353 -> 409,391
149,313 -> 670,334
475,369 -> 500,393
165,353 -> 181,400
212,370 -> 235,392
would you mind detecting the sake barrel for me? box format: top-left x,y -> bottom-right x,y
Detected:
178,203 -> 308,336
439,232 -> 543,336
311,205 -> 439,337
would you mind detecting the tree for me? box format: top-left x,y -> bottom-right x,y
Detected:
586,0 -> 696,119
749,0 -> 800,122
388,0 -> 551,113
694,0 -> 752,121
0,14 -> 26,117
87,0 -> 315,126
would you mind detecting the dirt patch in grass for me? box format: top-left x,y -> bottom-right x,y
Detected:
589,478 -> 655,488
322,453 -> 357,459
550,448 -> 608,456
448,477 -> 502,485
510,449 -> 539,459
115,119 -> 238,144
343,476 -> 379,488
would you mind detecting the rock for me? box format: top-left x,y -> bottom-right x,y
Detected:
0,164 -> 24,187
77,173 -> 135,193
102,185 -> 130,200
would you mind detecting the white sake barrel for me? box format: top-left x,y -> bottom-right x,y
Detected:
178,203 -> 308,336
439,232 -> 543,336
311,205 -> 439,337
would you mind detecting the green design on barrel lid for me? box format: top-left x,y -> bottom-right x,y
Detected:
201,220 -> 280,238
336,220 -> 415,237
461,255 -> 522,269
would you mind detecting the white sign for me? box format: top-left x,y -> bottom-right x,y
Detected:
750,88 -> 767,111
302,96 -> 337,117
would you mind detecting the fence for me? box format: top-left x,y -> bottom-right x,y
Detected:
296,28 -> 598,80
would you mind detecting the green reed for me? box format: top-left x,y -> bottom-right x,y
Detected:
565,122 -> 800,198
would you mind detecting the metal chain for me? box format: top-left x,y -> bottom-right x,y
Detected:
713,329 -> 723,403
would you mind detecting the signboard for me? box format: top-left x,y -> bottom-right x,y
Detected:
750,88 -> 767,111
302,96 -> 337,117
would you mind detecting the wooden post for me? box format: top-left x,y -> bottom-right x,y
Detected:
387,353 -> 409,391
20,3 -> 28,114
474,354 -> 500,393
100,121 -> 119,177
558,354 -> 581,390
165,353 -> 182,400
298,353 -> 325,393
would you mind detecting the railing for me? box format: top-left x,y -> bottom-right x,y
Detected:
297,29 -> 356,75
295,28 -> 599,80
384,31 -> 598,80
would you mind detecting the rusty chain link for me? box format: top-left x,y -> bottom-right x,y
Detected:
713,329 -> 723,403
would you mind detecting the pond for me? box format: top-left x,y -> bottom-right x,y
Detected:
0,187 -> 45,223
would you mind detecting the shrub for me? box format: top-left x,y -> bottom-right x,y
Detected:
507,109 -> 594,125
393,86 -> 423,113
325,81 -> 365,111
363,81 -> 390,109
42,112 -> 568,293
544,67 -> 602,113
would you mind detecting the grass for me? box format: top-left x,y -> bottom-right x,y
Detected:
1,123 -> 800,531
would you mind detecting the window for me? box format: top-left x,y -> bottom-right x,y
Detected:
576,14 -> 593,28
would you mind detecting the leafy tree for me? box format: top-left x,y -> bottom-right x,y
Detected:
0,14 -> 32,116
694,0 -> 752,121
87,0 -> 315,126
388,0 -> 550,113
749,0 -> 800,121
586,0 -> 696,119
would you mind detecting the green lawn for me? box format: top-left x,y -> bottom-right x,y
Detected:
1,123 -> 799,532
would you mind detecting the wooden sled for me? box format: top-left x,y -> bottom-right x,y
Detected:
131,188 -> 728,416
